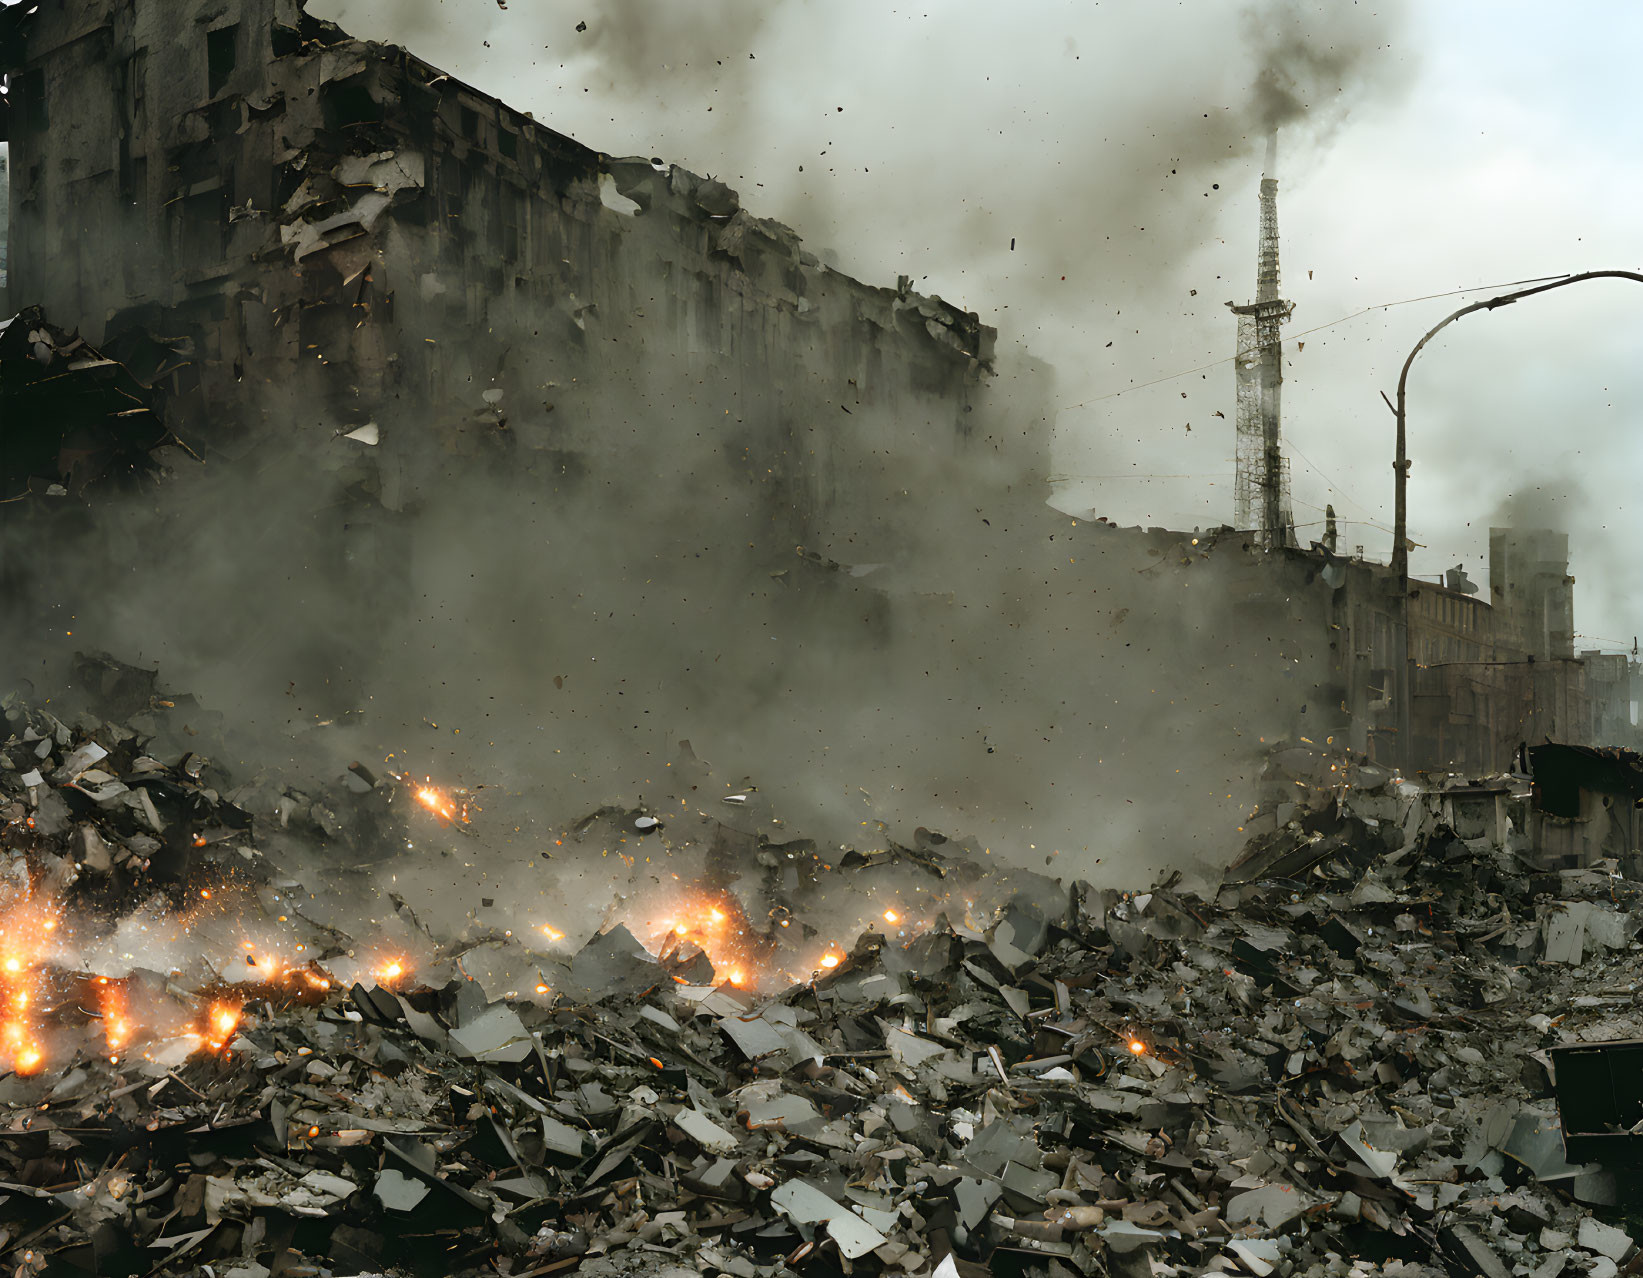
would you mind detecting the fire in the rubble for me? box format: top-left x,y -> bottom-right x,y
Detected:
0,887 -> 58,1076
647,886 -> 775,988
200,1000 -> 243,1052
98,979 -> 134,1056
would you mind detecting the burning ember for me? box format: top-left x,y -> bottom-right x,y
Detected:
374,958 -> 408,985
0,887 -> 57,1076
647,887 -> 774,988
99,980 -> 134,1056
200,1001 -> 242,1052
399,774 -> 471,826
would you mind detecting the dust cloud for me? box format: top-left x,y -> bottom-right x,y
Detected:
0,1 -> 1413,936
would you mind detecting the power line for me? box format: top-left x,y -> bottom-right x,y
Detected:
1058,274 -> 1572,411
1046,472 -> 1231,481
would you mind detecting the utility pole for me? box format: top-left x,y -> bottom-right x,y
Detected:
1386,270 -> 1643,771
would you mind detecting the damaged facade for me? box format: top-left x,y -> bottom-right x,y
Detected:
0,0 -> 1042,562
1057,516 -> 1635,778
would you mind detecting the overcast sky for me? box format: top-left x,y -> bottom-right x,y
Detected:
309,0 -> 1639,647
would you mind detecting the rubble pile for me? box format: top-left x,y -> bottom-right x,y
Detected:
0,308 -> 181,503
5,685 -> 1643,1277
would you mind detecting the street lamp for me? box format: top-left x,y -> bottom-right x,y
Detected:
1386,270 -> 1643,771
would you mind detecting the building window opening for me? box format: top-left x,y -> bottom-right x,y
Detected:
208,25 -> 239,97
19,67 -> 47,132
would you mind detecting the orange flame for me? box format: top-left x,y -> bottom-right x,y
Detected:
0,890 -> 56,1076
195,1000 -> 243,1053
410,778 -> 469,825
100,982 -> 134,1055
375,958 -> 407,985
647,888 -> 773,988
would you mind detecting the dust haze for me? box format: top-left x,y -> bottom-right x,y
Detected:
2,0 -> 1415,931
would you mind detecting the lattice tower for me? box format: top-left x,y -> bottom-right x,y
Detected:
1229,141 -> 1295,547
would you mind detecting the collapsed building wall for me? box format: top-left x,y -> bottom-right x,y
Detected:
1,0 -> 1043,569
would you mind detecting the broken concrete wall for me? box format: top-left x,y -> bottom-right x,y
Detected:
3,0 -> 1041,569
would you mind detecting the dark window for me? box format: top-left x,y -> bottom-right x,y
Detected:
208,25 -> 239,97
501,187 -> 520,262
498,129 -> 517,160
461,106 -> 479,139
323,82 -> 382,129
440,160 -> 464,264
134,49 -> 148,121
181,176 -> 231,261
271,23 -> 302,58
20,67 -> 47,132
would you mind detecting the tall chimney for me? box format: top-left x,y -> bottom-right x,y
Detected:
1228,127 -> 1296,547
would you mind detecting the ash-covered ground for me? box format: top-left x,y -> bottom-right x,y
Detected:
4,661 -> 1643,1278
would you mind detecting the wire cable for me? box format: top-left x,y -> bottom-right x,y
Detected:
1058,274 -> 1573,410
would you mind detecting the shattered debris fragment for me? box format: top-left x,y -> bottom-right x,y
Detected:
3,671 -> 1643,1275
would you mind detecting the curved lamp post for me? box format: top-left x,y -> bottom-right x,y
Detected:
1388,270 -> 1643,769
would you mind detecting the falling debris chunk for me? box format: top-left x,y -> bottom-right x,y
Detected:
340,421 -> 381,446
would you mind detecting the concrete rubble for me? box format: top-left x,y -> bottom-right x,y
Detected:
0,307 -> 182,503
4,676 -> 1643,1277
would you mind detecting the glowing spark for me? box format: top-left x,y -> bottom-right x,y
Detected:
541,925 -> 565,942
883,909 -> 899,924
2,959 -> 19,975
412,781 -> 467,825
729,969 -> 746,986
1128,1039 -> 1147,1055
819,954 -> 840,970
376,960 -> 406,984
15,1047 -> 42,1075
101,984 -> 133,1053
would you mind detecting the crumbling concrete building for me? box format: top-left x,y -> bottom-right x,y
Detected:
0,0 -> 1045,565
1052,518 -> 1633,779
